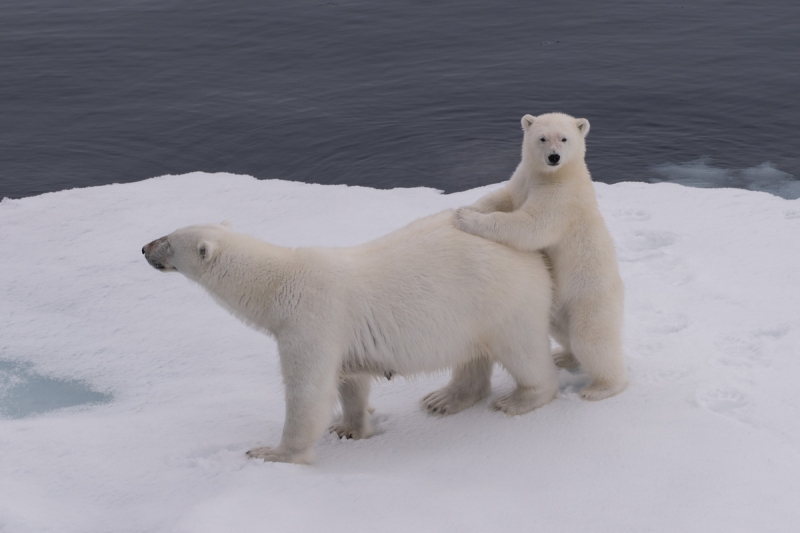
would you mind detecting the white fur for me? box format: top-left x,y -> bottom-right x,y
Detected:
143,211 -> 556,464
454,112 -> 627,401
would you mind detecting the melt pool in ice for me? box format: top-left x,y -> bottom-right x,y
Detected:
0,360 -> 112,419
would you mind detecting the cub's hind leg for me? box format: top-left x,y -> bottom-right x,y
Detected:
568,301 -> 627,401
422,357 -> 493,416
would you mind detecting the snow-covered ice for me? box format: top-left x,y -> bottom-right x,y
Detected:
1,173 -> 799,532
651,158 -> 800,200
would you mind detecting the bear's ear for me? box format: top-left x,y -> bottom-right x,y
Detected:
521,114 -> 536,130
575,118 -> 590,137
197,241 -> 217,263
220,220 -> 232,229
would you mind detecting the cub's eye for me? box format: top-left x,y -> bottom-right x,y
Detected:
561,137 -> 567,142
540,137 -> 546,142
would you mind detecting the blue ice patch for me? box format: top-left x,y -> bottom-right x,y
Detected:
0,360 -> 112,419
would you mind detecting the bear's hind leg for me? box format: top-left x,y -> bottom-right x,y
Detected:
553,349 -> 579,369
421,357 -> 492,416
330,375 -> 374,439
551,313 -> 579,369
492,332 -> 558,416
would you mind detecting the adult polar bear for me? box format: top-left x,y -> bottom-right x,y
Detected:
455,112 -> 627,401
143,211 -> 555,464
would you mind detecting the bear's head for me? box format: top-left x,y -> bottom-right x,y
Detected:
142,222 -> 231,281
520,112 -> 590,173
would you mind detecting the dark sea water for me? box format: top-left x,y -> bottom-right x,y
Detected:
1,0 -> 799,200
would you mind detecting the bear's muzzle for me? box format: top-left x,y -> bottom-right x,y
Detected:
142,236 -> 172,271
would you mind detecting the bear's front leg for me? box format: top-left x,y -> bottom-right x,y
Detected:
421,357 -> 492,416
247,340 -> 340,465
329,375 -> 374,439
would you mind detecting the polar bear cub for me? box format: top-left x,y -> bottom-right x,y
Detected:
455,112 -> 627,401
143,211 -> 556,464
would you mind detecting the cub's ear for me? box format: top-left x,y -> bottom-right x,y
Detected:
575,118 -> 590,137
197,241 -> 217,263
220,220 -> 232,229
521,114 -> 536,130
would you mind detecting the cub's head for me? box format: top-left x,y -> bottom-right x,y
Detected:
142,221 -> 231,280
520,112 -> 590,173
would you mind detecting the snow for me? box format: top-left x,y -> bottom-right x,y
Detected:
1,172 -> 799,532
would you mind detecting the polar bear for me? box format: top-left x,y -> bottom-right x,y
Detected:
454,112 -> 627,401
142,211 -> 556,464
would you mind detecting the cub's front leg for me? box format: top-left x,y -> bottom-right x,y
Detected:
247,339 -> 340,465
454,206 -> 561,253
465,186 -> 514,214
453,207 -> 493,239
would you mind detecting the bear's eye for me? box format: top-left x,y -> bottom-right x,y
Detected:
540,137 -> 546,142
562,137 -> 567,142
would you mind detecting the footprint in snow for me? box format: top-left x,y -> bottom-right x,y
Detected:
696,387 -> 750,415
783,209 -> 800,220
752,325 -> 790,339
639,368 -> 689,385
629,303 -> 690,335
647,312 -> 689,334
610,208 -> 651,222
618,228 -> 678,263
622,229 -> 677,253
716,337 -> 768,368
714,325 -> 789,368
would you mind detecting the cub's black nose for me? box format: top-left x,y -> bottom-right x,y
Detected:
548,154 -> 561,165
142,247 -> 146,254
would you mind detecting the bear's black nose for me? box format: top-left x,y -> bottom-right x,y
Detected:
142,246 -> 146,255
548,154 -> 560,164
